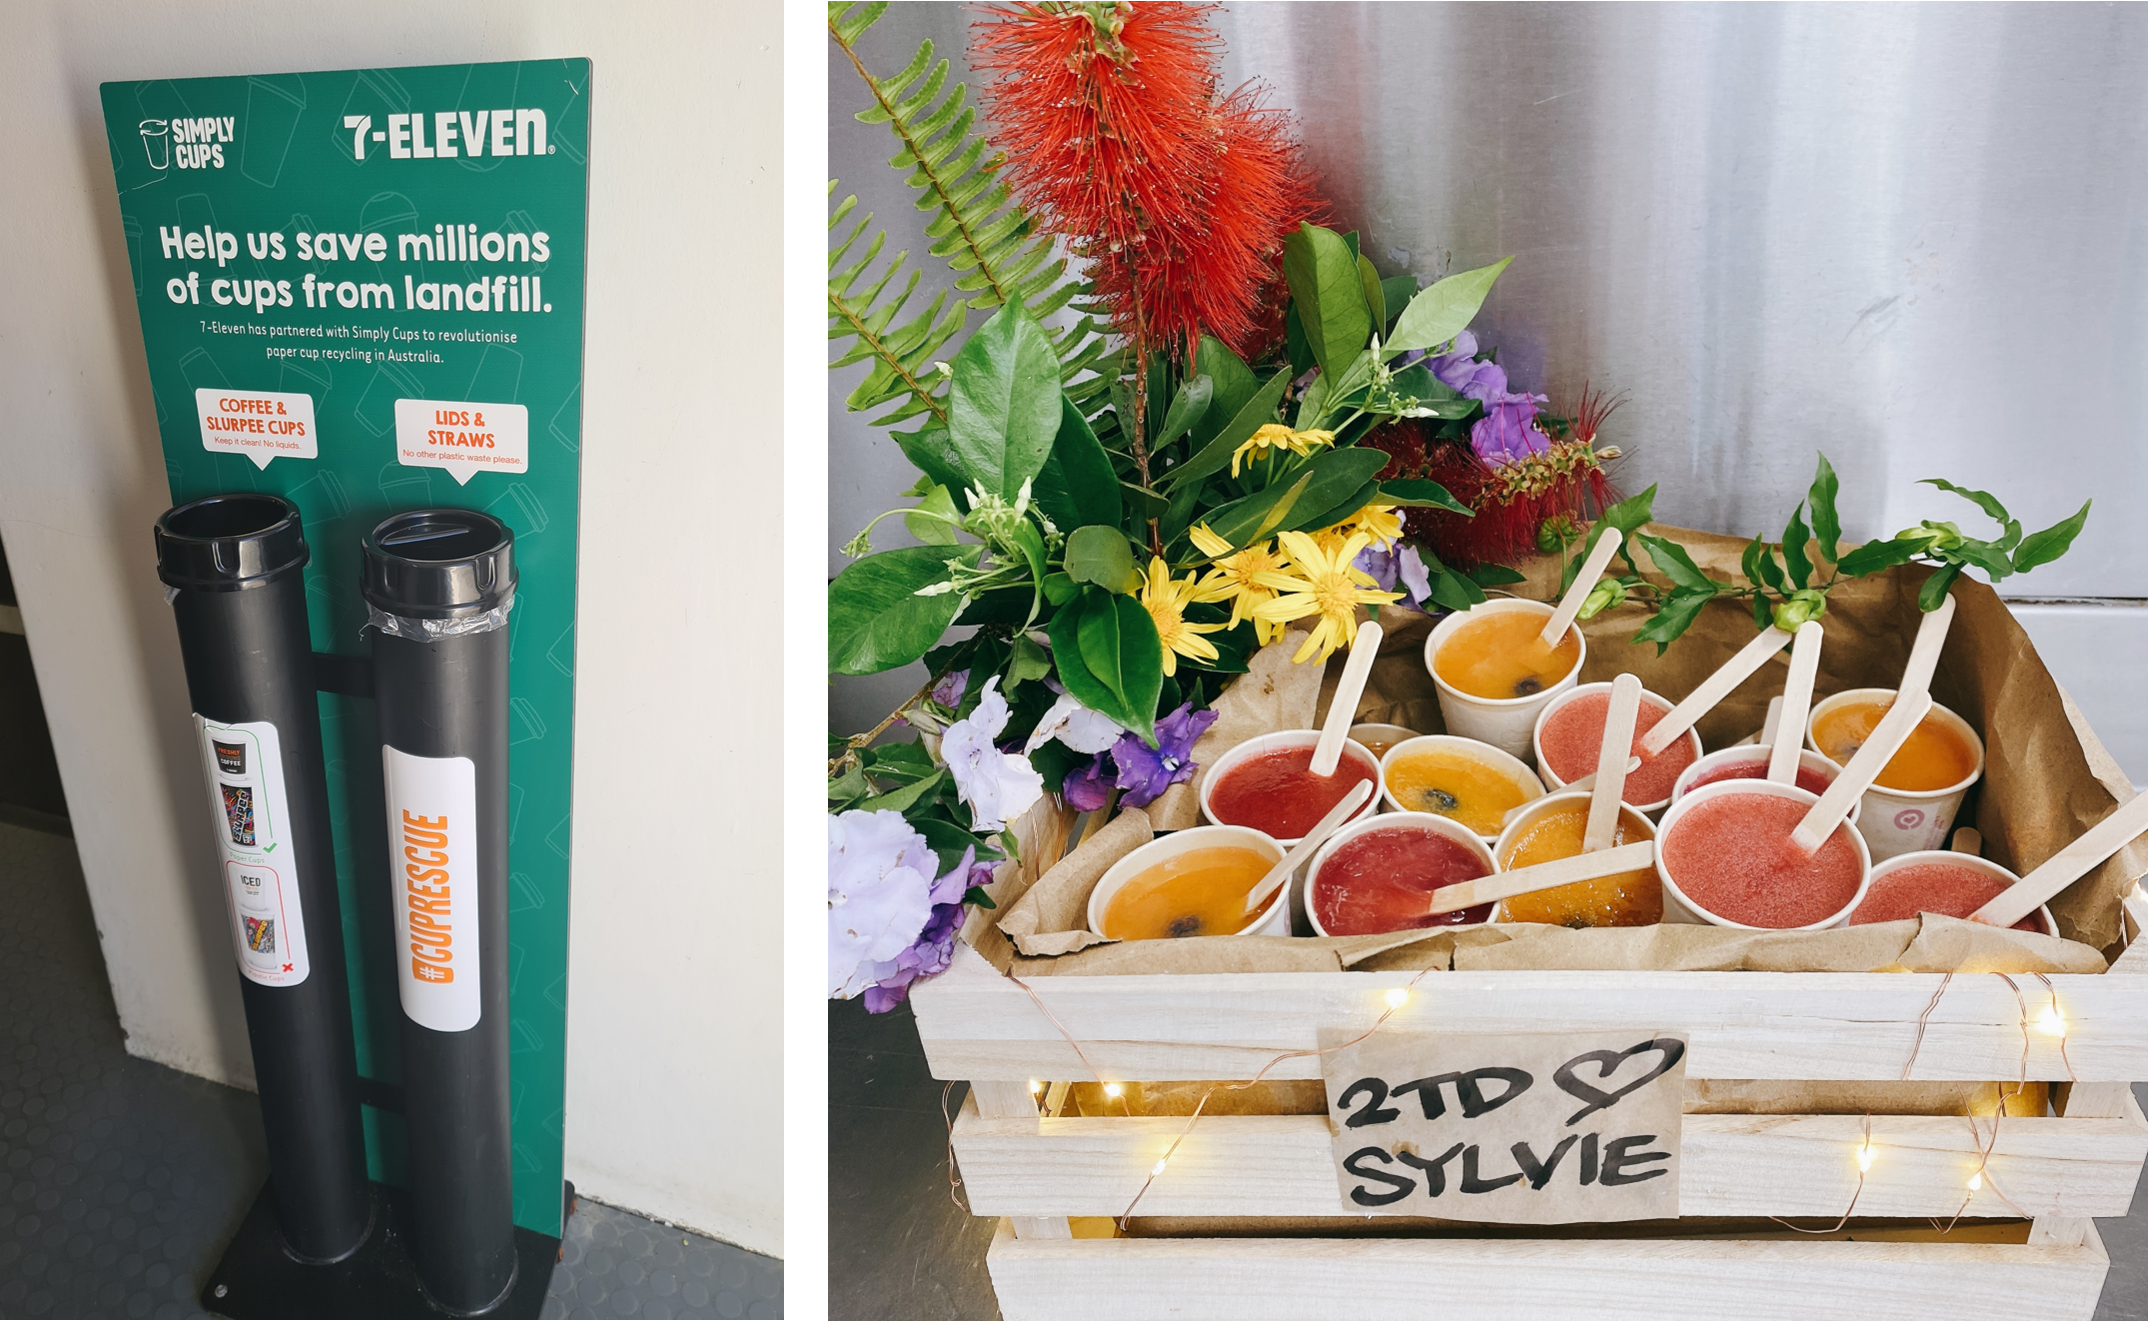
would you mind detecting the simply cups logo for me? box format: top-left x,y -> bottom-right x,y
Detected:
140,116 -> 234,170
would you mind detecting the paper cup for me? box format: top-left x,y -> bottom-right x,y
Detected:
1848,849 -> 2057,937
1671,746 -> 1862,825
1654,779 -> 1873,930
1087,825 -> 1291,940
1200,730 -> 1382,935
1349,722 -> 1419,760
1304,811 -> 1498,937
1532,682 -> 1699,817
1806,688 -> 1985,863
1490,790 -> 1658,925
1378,734 -> 1545,842
1425,599 -> 1585,762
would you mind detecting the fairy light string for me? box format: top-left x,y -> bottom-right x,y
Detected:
974,958 -> 2079,1237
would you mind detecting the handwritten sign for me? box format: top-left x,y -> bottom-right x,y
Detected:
1320,1029 -> 1687,1223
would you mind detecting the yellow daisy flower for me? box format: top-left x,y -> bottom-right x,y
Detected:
1230,423 -> 1335,478
1338,502 -> 1405,549
1251,530 -> 1404,664
1187,523 -> 1286,645
1138,556 -> 1225,677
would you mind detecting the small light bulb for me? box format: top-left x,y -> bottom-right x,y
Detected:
1028,1079 -> 1043,1095
1968,1171 -> 1983,1192
1857,1144 -> 1874,1173
1150,1159 -> 1168,1178
1384,988 -> 1410,1010
2037,1007 -> 2066,1037
1104,1083 -> 1124,1099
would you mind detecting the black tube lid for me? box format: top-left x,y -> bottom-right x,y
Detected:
361,509 -> 516,620
155,494 -> 309,591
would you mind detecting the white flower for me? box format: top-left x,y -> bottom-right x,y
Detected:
828,810 -> 937,999
1023,689 -> 1126,756
942,676 -> 1045,833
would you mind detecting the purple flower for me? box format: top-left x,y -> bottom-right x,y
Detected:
1353,543 -> 1437,614
942,676 -> 1045,832
931,668 -> 971,708
859,845 -> 998,1013
828,810 -> 940,999
1470,393 -> 1550,466
1111,703 -> 1219,808
1354,543 -> 1400,594
1061,753 -> 1114,812
1428,332 -> 1509,402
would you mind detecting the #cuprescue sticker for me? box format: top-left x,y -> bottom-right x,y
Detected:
195,717 -> 310,986
383,745 -> 481,1032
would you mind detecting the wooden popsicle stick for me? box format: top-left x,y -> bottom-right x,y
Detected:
1791,690 -> 1934,853
1539,528 -> 1624,647
1969,791 -> 2148,930
1428,841 -> 1656,916
1759,695 -> 1785,749
1640,626 -> 1794,757
1310,621 -> 1384,777
1897,594 -> 1957,702
1242,780 -> 1374,917
1951,827 -> 1983,856
1768,621 -> 1825,785
1584,675 -> 1644,852
1501,760 -> 1637,831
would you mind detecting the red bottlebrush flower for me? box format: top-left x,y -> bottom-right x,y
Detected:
973,3 -> 1323,359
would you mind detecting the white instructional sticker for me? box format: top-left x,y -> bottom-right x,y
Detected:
383,745 -> 482,1032
195,716 -> 310,986
393,398 -> 529,485
194,388 -> 317,469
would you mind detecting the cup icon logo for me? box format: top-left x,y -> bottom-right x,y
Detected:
1893,807 -> 1926,832
139,119 -> 169,170
213,740 -> 247,776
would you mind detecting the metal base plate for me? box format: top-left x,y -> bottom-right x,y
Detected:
200,1180 -> 563,1318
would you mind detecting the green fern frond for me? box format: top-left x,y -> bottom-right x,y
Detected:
828,182 -> 966,428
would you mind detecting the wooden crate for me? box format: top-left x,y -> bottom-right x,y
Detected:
912,803 -> 2148,1320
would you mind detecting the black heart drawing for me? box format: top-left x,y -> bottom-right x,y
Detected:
1552,1038 -> 1685,1126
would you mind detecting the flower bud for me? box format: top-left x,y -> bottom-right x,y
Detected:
1772,589 -> 1828,632
1537,515 -> 1579,554
1577,579 -> 1626,620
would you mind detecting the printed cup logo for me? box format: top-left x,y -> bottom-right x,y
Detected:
195,388 -> 317,469
196,717 -> 310,986
393,398 -> 528,485
384,747 -> 481,1032
139,119 -> 169,170
1894,808 -> 1927,832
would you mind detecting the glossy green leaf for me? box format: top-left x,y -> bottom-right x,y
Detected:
1946,538 -> 2014,580
1567,483 -> 1657,589
1922,477 -> 2010,527
1428,567 -> 1488,612
1467,562 -> 1528,587
829,545 -> 975,674
1918,562 -> 1963,612
893,428 -> 969,506
1005,632 -> 1053,690
1379,275 -> 1417,331
1379,478 -> 1471,514
1834,536 -> 1924,578
904,483 -> 959,545
1075,589 -> 1128,709
1009,520 -> 1049,626
1632,533 -> 1718,594
947,302 -> 1062,499
858,768 -> 946,815
1632,587 -> 1716,655
1105,593 -> 1163,744
2012,499 -> 2091,573
1031,396 -> 1121,531
1194,336 -> 1259,441
1163,369 -> 1290,490
1064,525 -> 1136,591
1358,253 -> 1387,331
1272,451 -> 1392,534
1290,481 -> 1381,537
1808,453 -> 1842,563
1782,505 -> 1813,590
1384,256 -> 1513,355
1283,223 -> 1372,379
1156,375 -> 1214,449
1203,471 -> 1313,551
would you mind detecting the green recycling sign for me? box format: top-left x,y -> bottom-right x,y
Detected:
100,59 -> 589,1236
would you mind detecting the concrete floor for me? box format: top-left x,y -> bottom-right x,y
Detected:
831,995 -> 2148,1321
0,819 -> 780,1319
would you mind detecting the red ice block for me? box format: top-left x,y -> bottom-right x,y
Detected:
1540,690 -> 1696,806
1686,754 -> 1834,797
1849,861 -> 2043,933
1209,745 -> 1377,840
1311,824 -> 1492,935
1661,791 -> 1864,928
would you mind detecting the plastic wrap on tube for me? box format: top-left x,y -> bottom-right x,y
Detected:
367,590 -> 515,640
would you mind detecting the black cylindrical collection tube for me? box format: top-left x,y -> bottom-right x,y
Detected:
362,509 -> 518,1315
154,494 -> 372,1264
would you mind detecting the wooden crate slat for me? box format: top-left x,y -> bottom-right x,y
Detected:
915,945 -> 2148,1082
984,1217 -> 2111,1321
953,1096 -> 2148,1220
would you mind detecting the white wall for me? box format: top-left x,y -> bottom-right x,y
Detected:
0,0 -> 782,1257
